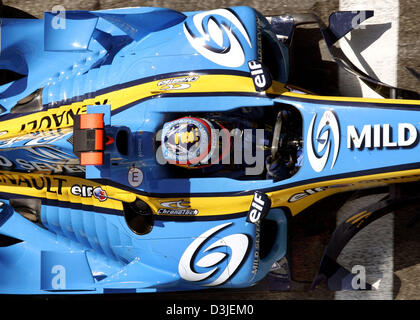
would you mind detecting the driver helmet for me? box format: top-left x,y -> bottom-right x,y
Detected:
161,117 -> 230,168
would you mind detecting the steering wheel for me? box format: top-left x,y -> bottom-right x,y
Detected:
270,111 -> 284,160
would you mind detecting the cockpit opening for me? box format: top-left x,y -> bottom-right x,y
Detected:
156,103 -> 303,182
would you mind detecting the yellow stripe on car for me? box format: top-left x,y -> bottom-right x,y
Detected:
1,168 -> 420,218
0,74 -> 257,140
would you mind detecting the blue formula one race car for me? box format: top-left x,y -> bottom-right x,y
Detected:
0,3 -> 419,294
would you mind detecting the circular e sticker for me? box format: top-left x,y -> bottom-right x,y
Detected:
128,167 -> 143,187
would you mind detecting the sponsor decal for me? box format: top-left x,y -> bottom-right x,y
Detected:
19,106 -> 85,133
161,199 -> 191,209
0,146 -> 84,173
157,76 -> 199,91
93,187 -> 108,201
256,16 -> 262,62
183,9 -> 252,67
157,208 -> 199,216
0,172 -> 66,195
288,187 -> 327,202
23,145 -> 76,164
247,60 -> 271,91
246,191 -> 271,224
70,184 -> 108,202
251,221 -> 260,275
0,129 -> 72,148
358,174 -> 420,184
128,167 -> 143,187
288,174 -> 420,202
179,222 -> 249,286
158,200 -> 198,215
245,191 -> 267,275
307,110 -> 340,172
328,183 -> 355,189
0,156 -> 84,173
347,123 -> 418,149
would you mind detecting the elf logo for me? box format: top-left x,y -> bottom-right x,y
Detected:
71,184 -> 108,202
93,187 -> 108,202
347,123 -> 418,149
246,191 -> 271,224
247,60 -> 272,91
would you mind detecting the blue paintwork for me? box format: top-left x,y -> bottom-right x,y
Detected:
0,4 -> 418,294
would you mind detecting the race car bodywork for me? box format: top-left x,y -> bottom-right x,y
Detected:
0,4 -> 419,294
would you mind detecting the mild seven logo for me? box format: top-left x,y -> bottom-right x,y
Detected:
307,110 -> 340,172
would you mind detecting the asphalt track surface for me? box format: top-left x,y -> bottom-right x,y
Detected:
3,0 -> 420,301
